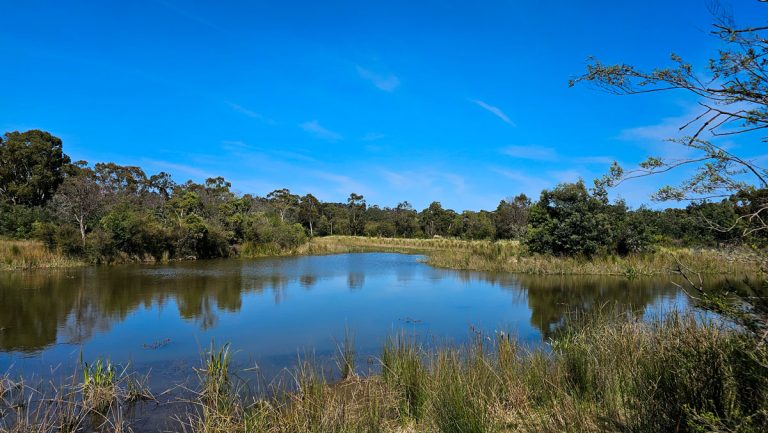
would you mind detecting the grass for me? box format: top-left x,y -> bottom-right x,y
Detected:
6,309 -> 762,432
0,357 -> 153,433
81,358 -> 117,413
308,236 -> 763,276
1,235 -> 759,276
176,311 -> 766,432
0,239 -> 83,271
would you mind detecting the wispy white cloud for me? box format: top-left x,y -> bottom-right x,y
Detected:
472,100 -> 516,127
616,105 -> 713,160
221,140 -> 251,150
310,170 -> 368,195
356,66 -> 400,92
380,169 -> 467,196
153,0 -> 227,33
226,102 -> 273,123
502,145 -> 557,161
501,145 -> 613,166
362,132 -> 386,141
142,158 -> 216,180
548,169 -> 583,183
300,120 -> 343,142
574,155 -> 615,165
491,168 -> 550,192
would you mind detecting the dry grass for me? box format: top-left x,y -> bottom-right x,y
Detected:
0,239 -> 82,271
305,236 -> 762,276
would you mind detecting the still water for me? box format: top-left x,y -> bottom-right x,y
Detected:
0,253 -> 687,383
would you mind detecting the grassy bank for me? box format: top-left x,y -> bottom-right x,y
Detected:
306,236 -> 762,276
2,311 -> 765,432
1,235 -> 761,276
0,239 -> 83,271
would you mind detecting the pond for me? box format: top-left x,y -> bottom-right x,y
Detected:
0,253 -> 689,385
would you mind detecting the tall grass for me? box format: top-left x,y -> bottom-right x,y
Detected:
177,310 -> 767,433
0,239 -> 82,271
309,236 -> 761,276
2,312 -> 765,432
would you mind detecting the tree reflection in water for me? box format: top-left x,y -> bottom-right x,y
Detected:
0,254 -> 722,354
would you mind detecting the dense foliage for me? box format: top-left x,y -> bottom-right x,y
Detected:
0,129 -> 763,263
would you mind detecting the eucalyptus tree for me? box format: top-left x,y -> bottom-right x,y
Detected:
347,193 -> 366,235
495,194 -> 531,239
299,193 -> 321,236
267,188 -> 299,223
419,201 -> 455,237
0,130 -> 70,206
52,167 -> 103,246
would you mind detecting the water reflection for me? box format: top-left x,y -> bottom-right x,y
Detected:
0,254 -> 716,357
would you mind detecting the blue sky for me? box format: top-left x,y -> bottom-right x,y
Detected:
2,0 -> 766,211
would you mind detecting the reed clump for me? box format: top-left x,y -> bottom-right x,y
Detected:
0,239 -> 82,271
81,358 -> 117,413
0,358 -> 153,433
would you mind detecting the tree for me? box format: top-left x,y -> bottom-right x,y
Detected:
572,7 -> 768,208
394,201 -> 419,237
93,162 -> 148,200
495,194 -> 531,239
148,172 -> 176,200
347,193 -> 366,235
299,193 -> 321,236
0,130 -> 71,206
526,181 -> 614,256
455,211 -> 496,240
420,201 -> 454,237
52,169 -> 103,246
572,4 -> 768,347
267,188 -> 299,223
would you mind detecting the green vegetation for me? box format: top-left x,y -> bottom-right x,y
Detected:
1,4 -> 768,432
305,236 -> 761,276
0,239 -> 82,271
1,131 -> 765,271
2,310 -> 765,432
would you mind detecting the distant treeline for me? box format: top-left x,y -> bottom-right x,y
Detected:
0,130 -> 764,263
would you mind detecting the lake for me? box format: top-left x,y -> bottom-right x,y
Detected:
0,252 -> 688,385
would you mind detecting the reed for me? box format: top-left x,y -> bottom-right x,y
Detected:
177,310 -> 766,433
308,236 -> 762,276
2,310 -> 766,432
81,358 -> 117,413
0,239 -> 82,271
334,327 -> 357,381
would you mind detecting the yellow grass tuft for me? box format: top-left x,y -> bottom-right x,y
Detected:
0,239 -> 83,271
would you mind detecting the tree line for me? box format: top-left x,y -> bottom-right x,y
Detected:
0,129 -> 763,263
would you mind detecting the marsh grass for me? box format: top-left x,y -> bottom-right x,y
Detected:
0,239 -> 82,271
2,311 -> 766,432
179,310 -> 766,433
81,359 -> 117,413
0,359 -> 154,433
334,327 -> 357,381
307,236 -> 761,276
1,235 -> 756,276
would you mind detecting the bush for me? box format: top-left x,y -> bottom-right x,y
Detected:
0,203 -> 50,238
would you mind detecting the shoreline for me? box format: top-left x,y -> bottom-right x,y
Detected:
1,236 -> 763,276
